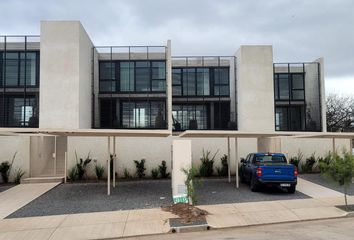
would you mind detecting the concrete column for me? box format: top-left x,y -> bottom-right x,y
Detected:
39,21 -> 94,129
166,40 -> 172,132
315,57 -> 326,132
236,46 -> 274,132
172,140 -> 192,202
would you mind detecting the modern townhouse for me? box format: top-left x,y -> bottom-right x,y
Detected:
0,21 -> 352,181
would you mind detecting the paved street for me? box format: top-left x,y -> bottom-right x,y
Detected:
125,217 -> 354,240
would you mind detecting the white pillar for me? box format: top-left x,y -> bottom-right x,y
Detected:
64,151 -> 67,183
54,136 -> 57,176
107,136 -> 111,196
113,136 -> 116,188
235,137 -> 239,188
172,140 -> 192,203
227,137 -> 231,183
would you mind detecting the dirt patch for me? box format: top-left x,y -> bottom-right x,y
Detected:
162,203 -> 208,223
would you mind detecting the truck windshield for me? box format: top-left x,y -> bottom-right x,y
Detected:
255,155 -> 286,163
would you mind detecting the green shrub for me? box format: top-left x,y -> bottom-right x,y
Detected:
0,152 -> 17,183
134,159 -> 146,178
0,161 -> 11,183
68,166 -> 77,182
216,154 -> 228,177
289,150 -> 303,170
158,160 -> 170,178
94,163 -> 105,181
13,168 -> 25,184
320,151 -> 354,208
75,151 -> 92,180
302,153 -> 316,173
151,168 -> 159,179
124,168 -> 132,179
199,149 -> 218,177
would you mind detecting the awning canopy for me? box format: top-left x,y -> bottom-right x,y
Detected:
0,128 -> 171,137
178,130 -> 354,139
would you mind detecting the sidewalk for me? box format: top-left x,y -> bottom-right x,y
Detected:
0,183 -> 60,219
0,180 -> 353,240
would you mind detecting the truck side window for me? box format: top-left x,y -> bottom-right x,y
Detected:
247,154 -> 252,163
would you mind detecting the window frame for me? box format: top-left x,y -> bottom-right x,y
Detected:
172,66 -> 230,97
0,50 -> 40,88
99,60 -> 166,94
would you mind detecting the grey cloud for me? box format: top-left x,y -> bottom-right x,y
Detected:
0,0 -> 353,89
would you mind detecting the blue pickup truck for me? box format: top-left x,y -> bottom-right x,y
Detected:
239,153 -> 298,193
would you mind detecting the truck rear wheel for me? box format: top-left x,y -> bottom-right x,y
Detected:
250,177 -> 259,192
287,186 -> 296,194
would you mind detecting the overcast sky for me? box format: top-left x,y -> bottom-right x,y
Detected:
0,0 -> 353,95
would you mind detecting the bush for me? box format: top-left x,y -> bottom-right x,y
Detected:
216,154 -> 228,177
199,149 -> 218,177
0,161 -> 11,183
151,168 -> 159,179
158,160 -> 170,178
75,151 -> 92,180
94,162 -> 105,181
320,151 -> 354,208
134,159 -> 146,178
302,153 -> 316,173
0,152 -> 17,183
124,168 -> 132,179
289,150 -> 303,170
13,168 -> 25,184
68,166 -> 77,182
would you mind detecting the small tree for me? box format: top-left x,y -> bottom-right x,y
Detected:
320,151 -> 354,209
182,166 -> 199,205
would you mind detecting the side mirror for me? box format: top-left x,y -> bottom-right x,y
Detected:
240,158 -> 245,163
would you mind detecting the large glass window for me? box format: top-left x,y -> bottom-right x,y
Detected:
120,62 -> 134,91
0,95 -> 38,127
172,67 -> 229,97
0,51 -> 39,87
274,73 -> 305,101
275,106 -> 304,131
214,68 -> 229,96
172,104 -> 208,130
121,101 -> 166,129
99,60 -> 166,93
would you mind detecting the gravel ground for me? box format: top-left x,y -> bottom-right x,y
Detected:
8,180 -> 172,218
300,173 -> 354,196
8,178 -> 309,218
0,184 -> 15,193
195,178 -> 309,205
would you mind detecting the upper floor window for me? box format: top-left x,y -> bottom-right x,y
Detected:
274,73 -> 305,101
99,60 -> 166,93
0,51 -> 39,87
172,67 -> 229,97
